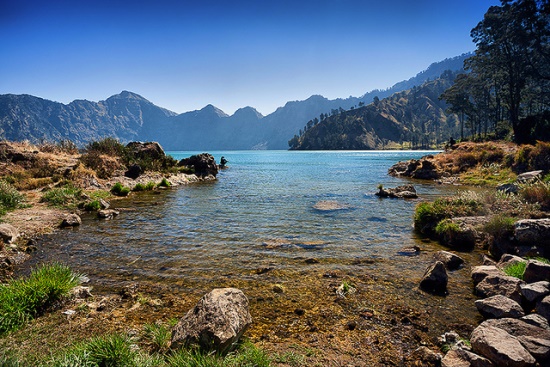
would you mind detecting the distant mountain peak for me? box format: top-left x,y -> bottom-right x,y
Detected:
233,106 -> 263,119
108,90 -> 147,101
199,104 -> 229,118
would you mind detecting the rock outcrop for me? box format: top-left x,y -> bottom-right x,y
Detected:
475,295 -> 525,319
126,141 -> 166,161
375,184 -> 418,199
170,288 -> 252,354
178,153 -> 219,178
388,157 -> 442,180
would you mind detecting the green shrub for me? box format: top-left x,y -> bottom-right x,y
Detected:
435,218 -> 460,236
483,215 -> 516,240
41,185 -> 82,207
145,181 -> 156,190
503,261 -> 526,280
0,181 -> 25,215
414,192 -> 484,234
0,263 -> 82,334
111,182 -> 131,196
158,178 -> 171,188
83,200 -> 101,211
519,180 -> 550,211
133,183 -> 146,192
84,137 -> 126,157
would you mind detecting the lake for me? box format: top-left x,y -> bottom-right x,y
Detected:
31,150 -> 482,346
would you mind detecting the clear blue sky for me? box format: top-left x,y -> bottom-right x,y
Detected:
1,0 -> 499,115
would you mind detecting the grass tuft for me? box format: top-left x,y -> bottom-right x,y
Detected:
0,263 -> 82,335
41,184 -> 82,208
503,261 -> 526,280
0,181 -> 25,215
111,182 -> 131,197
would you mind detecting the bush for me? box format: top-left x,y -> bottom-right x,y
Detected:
84,137 -> 126,157
0,263 -> 82,334
0,181 -> 25,215
158,178 -> 171,188
41,184 -> 82,207
414,192 -> 484,234
519,180 -> 550,211
83,200 -> 101,211
483,215 -> 516,240
111,182 -> 131,197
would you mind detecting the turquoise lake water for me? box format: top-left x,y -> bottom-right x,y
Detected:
31,150 -> 481,334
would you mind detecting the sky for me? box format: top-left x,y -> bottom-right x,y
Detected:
0,0 -> 499,116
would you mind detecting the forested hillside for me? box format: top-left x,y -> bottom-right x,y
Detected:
289,72 -> 459,150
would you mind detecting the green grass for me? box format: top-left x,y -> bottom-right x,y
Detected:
435,218 -> 460,236
0,263 -> 82,335
41,185 -> 82,208
414,193 -> 484,235
110,182 -> 131,197
143,322 -> 171,353
503,261 -> 527,280
133,182 -> 157,192
158,178 -> 171,188
83,200 -> 101,211
0,180 -> 26,215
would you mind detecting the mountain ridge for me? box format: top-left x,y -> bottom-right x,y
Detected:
0,53 -> 471,149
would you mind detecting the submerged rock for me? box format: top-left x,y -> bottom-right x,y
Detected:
312,200 -> 350,211
170,288 -> 252,354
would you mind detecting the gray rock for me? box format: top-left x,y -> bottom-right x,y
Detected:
517,170 -> 543,183
99,199 -> 110,209
471,265 -> 503,285
537,295 -> 550,321
97,209 -> 120,219
523,260 -> 550,283
420,261 -> 448,295
483,318 -> 550,364
496,183 -> 519,194
170,288 -> 252,354
471,324 -> 536,367
441,348 -> 494,367
475,274 -> 525,303
433,251 -> 464,270
0,223 -> 19,244
60,213 -> 82,228
375,184 -> 418,199
520,281 -> 550,303
178,153 -> 219,178
497,254 -> 526,269
521,314 -> 550,330
514,219 -> 550,255
475,295 -> 525,319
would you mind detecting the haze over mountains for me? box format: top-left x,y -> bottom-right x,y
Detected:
0,54 -> 469,150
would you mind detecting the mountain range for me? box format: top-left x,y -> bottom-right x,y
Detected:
0,53 -> 470,150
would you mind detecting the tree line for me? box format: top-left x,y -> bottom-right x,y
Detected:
442,0 -> 550,144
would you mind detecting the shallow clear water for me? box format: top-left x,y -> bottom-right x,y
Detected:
31,150 -> 482,335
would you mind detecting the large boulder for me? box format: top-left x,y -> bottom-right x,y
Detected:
475,274 -> 524,303
178,153 -> 219,178
388,157 -> 441,180
170,288 -> 252,354
523,260 -> 550,283
125,141 -> 165,161
475,295 -> 525,319
514,219 -> 550,257
520,281 -> 550,303
537,295 -> 550,321
471,324 -> 536,367
433,251 -> 464,270
0,223 -> 19,244
60,214 -> 82,228
471,265 -> 504,285
420,261 -> 448,295
483,318 -> 550,364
